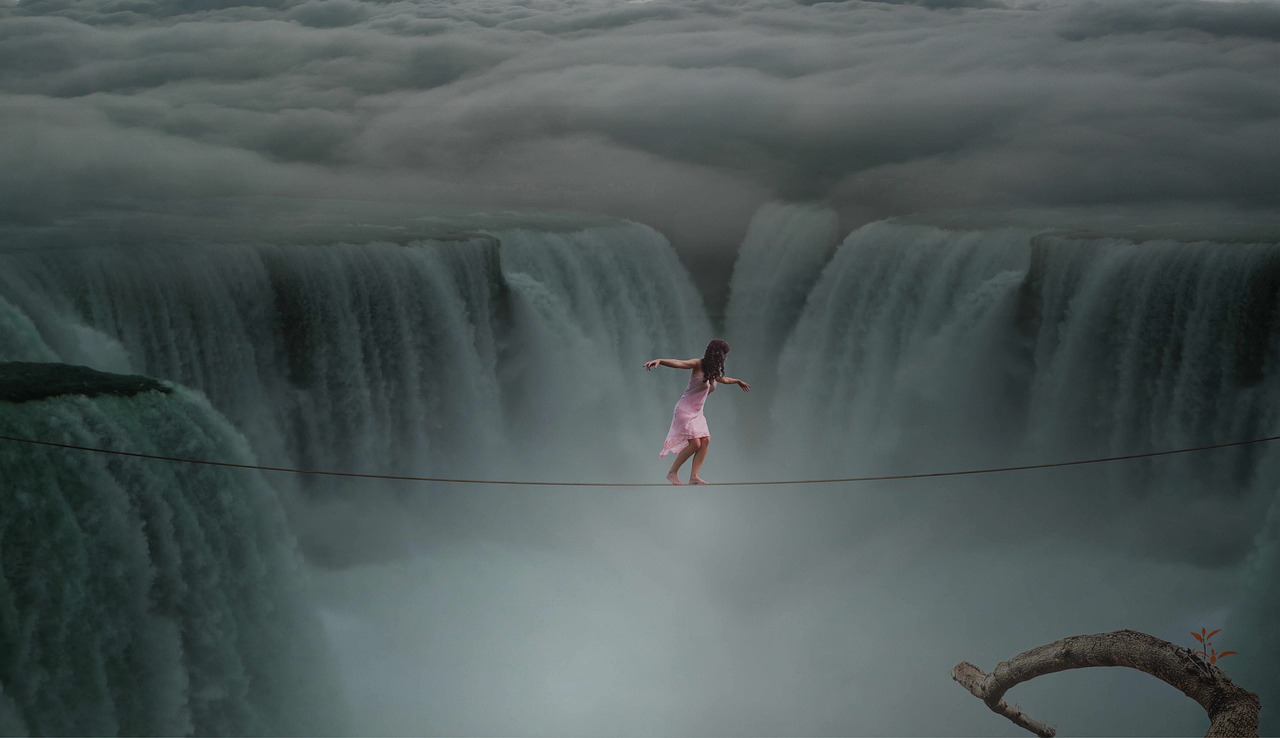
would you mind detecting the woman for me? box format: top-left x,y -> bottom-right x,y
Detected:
645,339 -> 750,485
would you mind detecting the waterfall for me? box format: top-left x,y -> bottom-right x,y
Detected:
724,213 -> 1280,728
0,221 -> 713,482
495,225 -> 713,469
9,210 -> 1277,532
722,203 -> 839,452
5,204 -> 1280,733
724,202 -> 840,386
0,365 -> 344,735
0,217 -> 718,563
731,219 -> 1280,501
2,217 -> 722,736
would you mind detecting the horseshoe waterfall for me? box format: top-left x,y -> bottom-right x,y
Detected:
1,206 -> 1278,734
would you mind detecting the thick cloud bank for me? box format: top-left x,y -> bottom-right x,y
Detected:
3,0 -> 1278,258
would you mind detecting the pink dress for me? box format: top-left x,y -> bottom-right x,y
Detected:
659,368 -> 715,457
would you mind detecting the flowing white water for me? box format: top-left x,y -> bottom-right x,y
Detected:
732,217 -> 1280,514
723,210 -> 1280,731
724,202 -> 839,387
0,218 -> 720,565
0,223 -> 712,480
0,382 -> 343,735
496,226 -> 714,469
0,216 -> 721,734
4,205 -> 1280,733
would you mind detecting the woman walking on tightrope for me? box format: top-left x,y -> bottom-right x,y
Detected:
645,339 -> 750,485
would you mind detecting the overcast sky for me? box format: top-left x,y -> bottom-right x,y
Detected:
4,0 -> 1279,735
3,0 -> 1279,261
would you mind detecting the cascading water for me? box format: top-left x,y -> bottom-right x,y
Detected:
0,215 -> 719,735
495,226 -> 714,469
724,210 -> 1280,730
0,222 -> 710,478
729,216 -> 1280,511
0,217 -> 718,561
724,202 -> 840,388
0,366 -> 344,735
722,203 -> 840,452
4,203 -> 1280,734
749,221 -> 1036,475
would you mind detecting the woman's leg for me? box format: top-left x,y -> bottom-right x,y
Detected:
690,437 -> 710,484
667,437 -> 702,485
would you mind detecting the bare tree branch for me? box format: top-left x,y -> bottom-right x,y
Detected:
953,629 -> 1260,738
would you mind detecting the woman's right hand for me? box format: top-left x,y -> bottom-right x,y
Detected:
644,360 -> 660,371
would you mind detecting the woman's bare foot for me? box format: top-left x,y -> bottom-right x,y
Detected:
690,476 -> 709,485
666,471 -> 683,485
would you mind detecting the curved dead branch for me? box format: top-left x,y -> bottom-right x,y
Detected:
952,629 -> 1260,738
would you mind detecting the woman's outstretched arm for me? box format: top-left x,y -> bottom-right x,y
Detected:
645,358 -> 700,370
716,375 -> 752,391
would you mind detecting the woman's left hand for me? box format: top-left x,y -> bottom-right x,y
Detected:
738,380 -> 751,392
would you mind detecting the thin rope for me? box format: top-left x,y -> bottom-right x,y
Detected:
2,432 -> 1278,487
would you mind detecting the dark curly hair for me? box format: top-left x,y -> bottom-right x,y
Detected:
700,339 -> 730,385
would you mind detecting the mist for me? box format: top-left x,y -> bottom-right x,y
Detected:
5,0 -> 1280,300
3,0 -> 1279,735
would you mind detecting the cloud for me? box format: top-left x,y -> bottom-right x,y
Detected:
2,0 -> 1277,257
1058,0 -> 1280,41
286,0 -> 366,28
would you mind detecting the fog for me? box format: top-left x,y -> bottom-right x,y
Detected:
5,0 -> 1280,300
3,0 -> 1279,735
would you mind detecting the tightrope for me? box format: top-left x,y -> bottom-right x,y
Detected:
2,432 -> 1278,487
